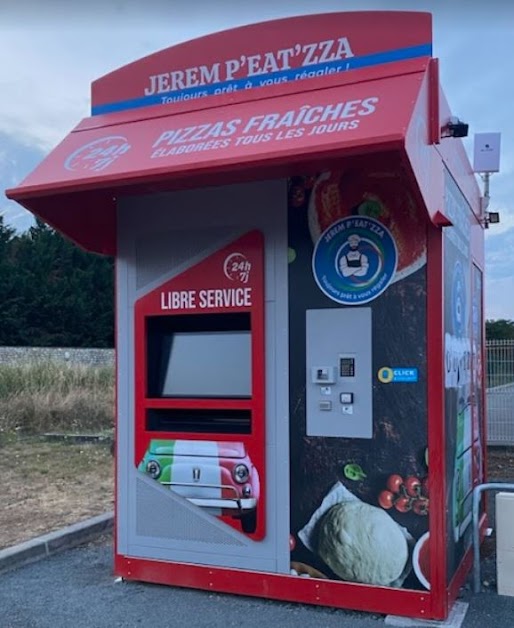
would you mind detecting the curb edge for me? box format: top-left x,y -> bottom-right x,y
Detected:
0,511 -> 114,574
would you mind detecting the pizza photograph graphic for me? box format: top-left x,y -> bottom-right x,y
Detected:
307,169 -> 427,284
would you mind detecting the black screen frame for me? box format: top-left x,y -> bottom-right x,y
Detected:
146,312 -> 252,399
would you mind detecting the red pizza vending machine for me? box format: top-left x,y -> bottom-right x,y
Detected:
111,181 -> 289,576
6,11 -> 488,622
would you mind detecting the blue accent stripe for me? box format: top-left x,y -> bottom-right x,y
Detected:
91,43 -> 432,116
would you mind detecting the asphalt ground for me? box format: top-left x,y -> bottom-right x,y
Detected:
1,530 -> 514,628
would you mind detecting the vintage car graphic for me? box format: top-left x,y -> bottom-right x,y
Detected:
138,439 -> 260,533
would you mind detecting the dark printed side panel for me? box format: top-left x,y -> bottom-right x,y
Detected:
287,160 -> 430,590
443,172 -> 475,583
472,265 -> 485,489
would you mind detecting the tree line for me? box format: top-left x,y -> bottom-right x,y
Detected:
0,217 -> 114,347
0,216 -> 512,348
486,319 -> 514,341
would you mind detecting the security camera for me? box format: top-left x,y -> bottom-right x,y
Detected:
442,117 -> 469,138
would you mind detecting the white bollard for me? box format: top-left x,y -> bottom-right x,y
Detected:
496,492 -> 514,596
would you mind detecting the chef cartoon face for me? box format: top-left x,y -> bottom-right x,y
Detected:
339,234 -> 369,278
348,234 -> 361,250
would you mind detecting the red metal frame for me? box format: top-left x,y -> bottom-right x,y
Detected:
480,263 -> 488,505
113,260 -> 119,560
114,554 -> 432,618
448,514 -> 488,603
428,58 -> 440,145
472,258 -> 489,545
426,222 -> 448,619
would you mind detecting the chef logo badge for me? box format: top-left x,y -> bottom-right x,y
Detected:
312,216 -> 397,305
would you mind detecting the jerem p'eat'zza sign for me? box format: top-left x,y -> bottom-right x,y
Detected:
91,12 -> 432,115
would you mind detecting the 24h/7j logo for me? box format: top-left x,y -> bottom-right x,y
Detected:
64,136 -> 131,172
223,252 -> 252,284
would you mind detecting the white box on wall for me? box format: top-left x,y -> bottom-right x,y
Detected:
473,132 -> 501,173
496,492 -> 514,596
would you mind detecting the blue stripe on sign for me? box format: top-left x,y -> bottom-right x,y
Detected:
91,43 -> 432,116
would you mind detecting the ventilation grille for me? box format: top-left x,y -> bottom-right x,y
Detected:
135,476 -> 246,546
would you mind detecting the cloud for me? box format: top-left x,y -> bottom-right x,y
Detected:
0,131 -> 44,230
486,227 -> 514,278
484,225 -> 514,320
1,0 -> 512,149
485,275 -> 514,320
1,0 -> 513,320
0,28 -> 154,150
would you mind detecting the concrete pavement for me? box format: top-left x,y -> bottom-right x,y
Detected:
1,526 -> 514,628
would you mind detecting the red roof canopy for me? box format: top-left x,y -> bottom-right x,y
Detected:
6,11 -> 457,255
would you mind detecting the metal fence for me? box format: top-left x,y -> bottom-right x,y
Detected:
486,339 -> 514,445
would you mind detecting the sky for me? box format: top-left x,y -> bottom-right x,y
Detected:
0,0 -> 513,319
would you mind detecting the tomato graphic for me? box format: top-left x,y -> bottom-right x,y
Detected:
378,490 -> 395,510
404,476 -> 422,498
413,498 -> 429,516
387,474 -> 404,494
394,496 -> 412,513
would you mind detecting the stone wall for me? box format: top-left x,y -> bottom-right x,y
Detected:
0,347 -> 114,367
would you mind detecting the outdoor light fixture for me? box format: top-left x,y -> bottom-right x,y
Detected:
482,210 -> 501,229
441,116 -> 469,138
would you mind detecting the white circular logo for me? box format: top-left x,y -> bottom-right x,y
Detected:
312,216 -> 398,305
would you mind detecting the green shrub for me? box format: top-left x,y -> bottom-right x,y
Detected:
0,362 -> 114,435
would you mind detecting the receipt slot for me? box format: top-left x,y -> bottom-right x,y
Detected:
306,308 -> 372,438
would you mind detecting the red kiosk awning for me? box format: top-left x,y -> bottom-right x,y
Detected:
6,12 -> 436,254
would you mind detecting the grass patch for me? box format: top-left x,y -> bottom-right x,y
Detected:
0,438 -> 114,550
3,438 -> 111,476
0,363 -> 115,549
0,362 -> 114,436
